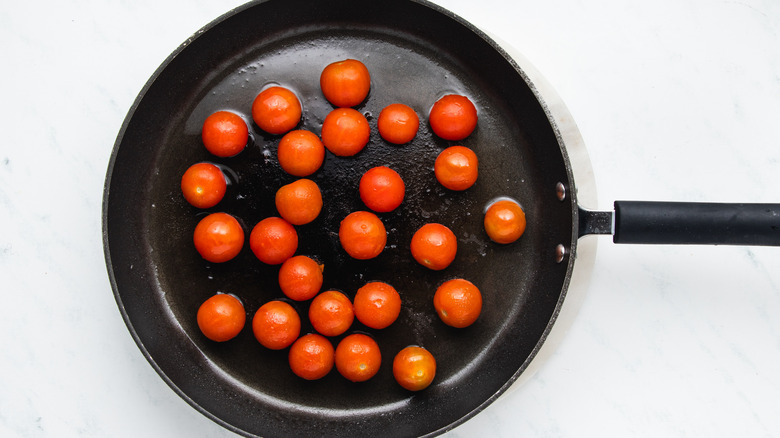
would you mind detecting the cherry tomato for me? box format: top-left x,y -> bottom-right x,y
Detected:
252,300 -> 301,350
320,108 -> 370,157
288,333 -> 335,380
484,199 -> 526,244
338,211 -> 387,260
353,281 -> 401,330
433,278 -> 482,328
193,212 -> 245,263
358,166 -> 405,213
392,346 -> 436,391
277,130 -> 325,177
377,103 -> 419,144
308,290 -> 354,337
428,94 -> 478,141
196,293 -> 246,342
201,111 -> 249,157
180,162 -> 227,209
249,217 -> 298,265
410,223 -> 457,270
251,86 -> 302,135
275,178 -> 323,225
278,255 -> 324,302
335,333 -> 381,382
434,146 -> 478,191
320,58 -> 371,108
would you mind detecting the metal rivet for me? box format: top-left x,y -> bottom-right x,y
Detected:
555,244 -> 567,263
556,182 -> 566,201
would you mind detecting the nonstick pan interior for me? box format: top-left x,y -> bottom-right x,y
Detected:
103,0 -> 578,436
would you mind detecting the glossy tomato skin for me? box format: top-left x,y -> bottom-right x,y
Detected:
410,223 -> 457,270
193,212 -> 245,263
274,178 -> 323,226
249,217 -> 298,265
377,103 -> 419,144
428,94 -> 478,141
353,281 -> 401,330
320,59 -> 371,108
434,146 -> 478,191
251,86 -> 302,135
252,300 -> 301,350
338,211 -> 387,260
484,199 -> 527,244
335,333 -> 382,382
277,130 -> 325,177
320,108 -> 370,157
308,290 -> 354,337
359,166 -> 405,213
288,333 -> 335,380
433,278 -> 482,328
196,293 -> 246,342
201,111 -> 249,157
180,162 -> 227,209
392,346 -> 436,391
278,255 -> 324,302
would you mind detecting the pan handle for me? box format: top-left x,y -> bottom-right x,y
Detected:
579,201 -> 780,246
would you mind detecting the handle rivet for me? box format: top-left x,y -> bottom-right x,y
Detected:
555,244 -> 567,263
556,182 -> 566,201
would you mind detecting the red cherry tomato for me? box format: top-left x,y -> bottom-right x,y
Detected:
335,333 -> 381,382
288,333 -> 335,380
180,162 -> 227,209
377,103 -> 419,144
277,130 -> 325,177
252,300 -> 301,350
320,59 -> 371,108
193,212 -> 245,263
434,146 -> 479,191
428,94 -> 478,141
308,290 -> 354,337
320,108 -> 370,157
196,293 -> 246,342
353,281 -> 401,330
433,278 -> 482,328
201,111 -> 249,157
393,346 -> 436,391
249,217 -> 298,265
410,223 -> 457,270
251,86 -> 302,135
278,255 -> 324,302
359,166 -> 405,213
484,199 -> 527,244
274,178 -> 323,226
338,211 -> 387,260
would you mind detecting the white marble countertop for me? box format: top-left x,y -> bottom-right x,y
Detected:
2,0 -> 779,436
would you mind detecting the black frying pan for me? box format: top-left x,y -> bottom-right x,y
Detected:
102,1 -> 780,437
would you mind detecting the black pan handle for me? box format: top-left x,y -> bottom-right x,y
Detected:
579,201 -> 780,246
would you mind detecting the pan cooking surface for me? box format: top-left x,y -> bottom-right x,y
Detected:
104,1 -> 577,436
151,24 -> 537,411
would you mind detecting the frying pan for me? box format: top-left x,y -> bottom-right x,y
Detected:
102,0 -> 780,437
